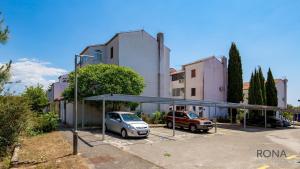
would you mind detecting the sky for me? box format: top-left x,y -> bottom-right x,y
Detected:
0,0 -> 299,105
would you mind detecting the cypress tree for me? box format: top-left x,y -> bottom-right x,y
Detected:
248,73 -> 255,105
258,66 -> 266,104
253,69 -> 264,106
247,69 -> 264,118
266,68 -> 278,116
227,42 -> 243,122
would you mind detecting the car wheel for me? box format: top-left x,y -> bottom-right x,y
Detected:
121,129 -> 128,138
105,124 -> 109,132
203,129 -> 209,133
190,124 -> 197,132
167,121 -> 173,128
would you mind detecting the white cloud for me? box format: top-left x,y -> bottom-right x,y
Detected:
2,58 -> 68,93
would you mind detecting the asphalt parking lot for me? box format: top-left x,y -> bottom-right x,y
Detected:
77,125 -> 300,169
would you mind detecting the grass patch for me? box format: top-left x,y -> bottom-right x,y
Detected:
14,131 -> 87,169
163,152 -> 171,157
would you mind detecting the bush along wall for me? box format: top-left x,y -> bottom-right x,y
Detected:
0,96 -> 30,158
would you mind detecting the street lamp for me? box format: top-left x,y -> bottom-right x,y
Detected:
297,99 -> 300,122
73,54 -> 94,155
5,80 -> 22,84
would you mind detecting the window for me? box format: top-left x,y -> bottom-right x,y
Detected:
175,112 -> 184,118
109,113 -> 121,121
95,50 -> 103,62
191,88 -> 196,96
121,114 -> 141,122
82,56 -> 89,64
172,72 -> 185,81
191,69 -> 196,78
187,112 -> 199,119
176,106 -> 185,111
172,88 -> 184,96
110,47 -> 114,59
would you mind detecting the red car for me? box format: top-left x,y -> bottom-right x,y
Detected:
165,111 -> 213,132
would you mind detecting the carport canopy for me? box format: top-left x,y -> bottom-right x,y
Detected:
83,94 -> 299,140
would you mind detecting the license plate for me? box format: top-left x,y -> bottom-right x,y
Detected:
139,131 -> 147,134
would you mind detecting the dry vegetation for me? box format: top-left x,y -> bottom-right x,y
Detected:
12,132 -> 88,169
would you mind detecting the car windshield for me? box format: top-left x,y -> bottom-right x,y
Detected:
188,112 -> 199,119
121,114 -> 142,121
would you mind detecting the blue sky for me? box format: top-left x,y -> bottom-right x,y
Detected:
0,0 -> 299,105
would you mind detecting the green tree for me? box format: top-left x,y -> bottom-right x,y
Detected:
227,42 -> 243,122
253,69 -> 264,106
248,73 -> 255,105
63,64 -> 145,110
0,96 -> 30,157
0,12 -> 9,44
258,66 -> 266,104
0,12 -> 11,94
248,69 -> 264,119
0,61 -> 11,93
265,68 -> 278,116
22,85 -> 48,112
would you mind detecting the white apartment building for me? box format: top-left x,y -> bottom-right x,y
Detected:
47,74 -> 68,102
243,78 -> 288,108
170,56 -> 228,119
47,74 -> 68,121
79,30 -> 170,113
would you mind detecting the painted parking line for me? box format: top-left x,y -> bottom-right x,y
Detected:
145,139 -> 154,144
286,155 -> 298,160
257,164 -> 270,169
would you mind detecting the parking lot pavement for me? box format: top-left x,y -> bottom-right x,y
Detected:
80,127 -> 231,150
61,129 -> 162,169
76,126 -> 300,169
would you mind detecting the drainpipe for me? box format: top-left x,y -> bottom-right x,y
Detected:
222,56 -> 228,102
157,33 -> 164,111
283,78 -> 288,108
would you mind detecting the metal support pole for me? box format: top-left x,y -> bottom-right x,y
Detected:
214,104 -> 217,118
73,55 -> 78,155
214,118 -> 217,133
244,110 -> 246,129
140,103 -> 143,113
102,99 -> 106,141
230,108 -> 232,124
208,107 -> 211,120
81,100 -> 85,129
264,109 -> 267,128
172,102 -> 175,136
293,113 -> 296,128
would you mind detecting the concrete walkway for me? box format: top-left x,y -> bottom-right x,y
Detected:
60,129 -> 162,169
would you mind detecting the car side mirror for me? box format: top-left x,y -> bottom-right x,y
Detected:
116,118 -> 121,122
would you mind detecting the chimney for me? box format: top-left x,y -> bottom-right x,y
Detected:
157,33 -> 164,111
222,56 -> 228,101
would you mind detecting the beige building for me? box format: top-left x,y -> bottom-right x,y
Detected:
56,30 -> 171,126
79,30 -> 170,114
170,56 -> 228,119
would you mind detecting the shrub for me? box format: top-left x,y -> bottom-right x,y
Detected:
22,85 -> 48,112
0,96 -> 30,158
139,111 -> 166,124
217,117 -> 231,123
282,111 -> 293,121
151,111 -> 166,124
141,113 -> 151,124
26,112 -> 59,136
237,109 -> 246,123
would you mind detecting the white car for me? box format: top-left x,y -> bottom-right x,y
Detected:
105,111 -> 150,138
